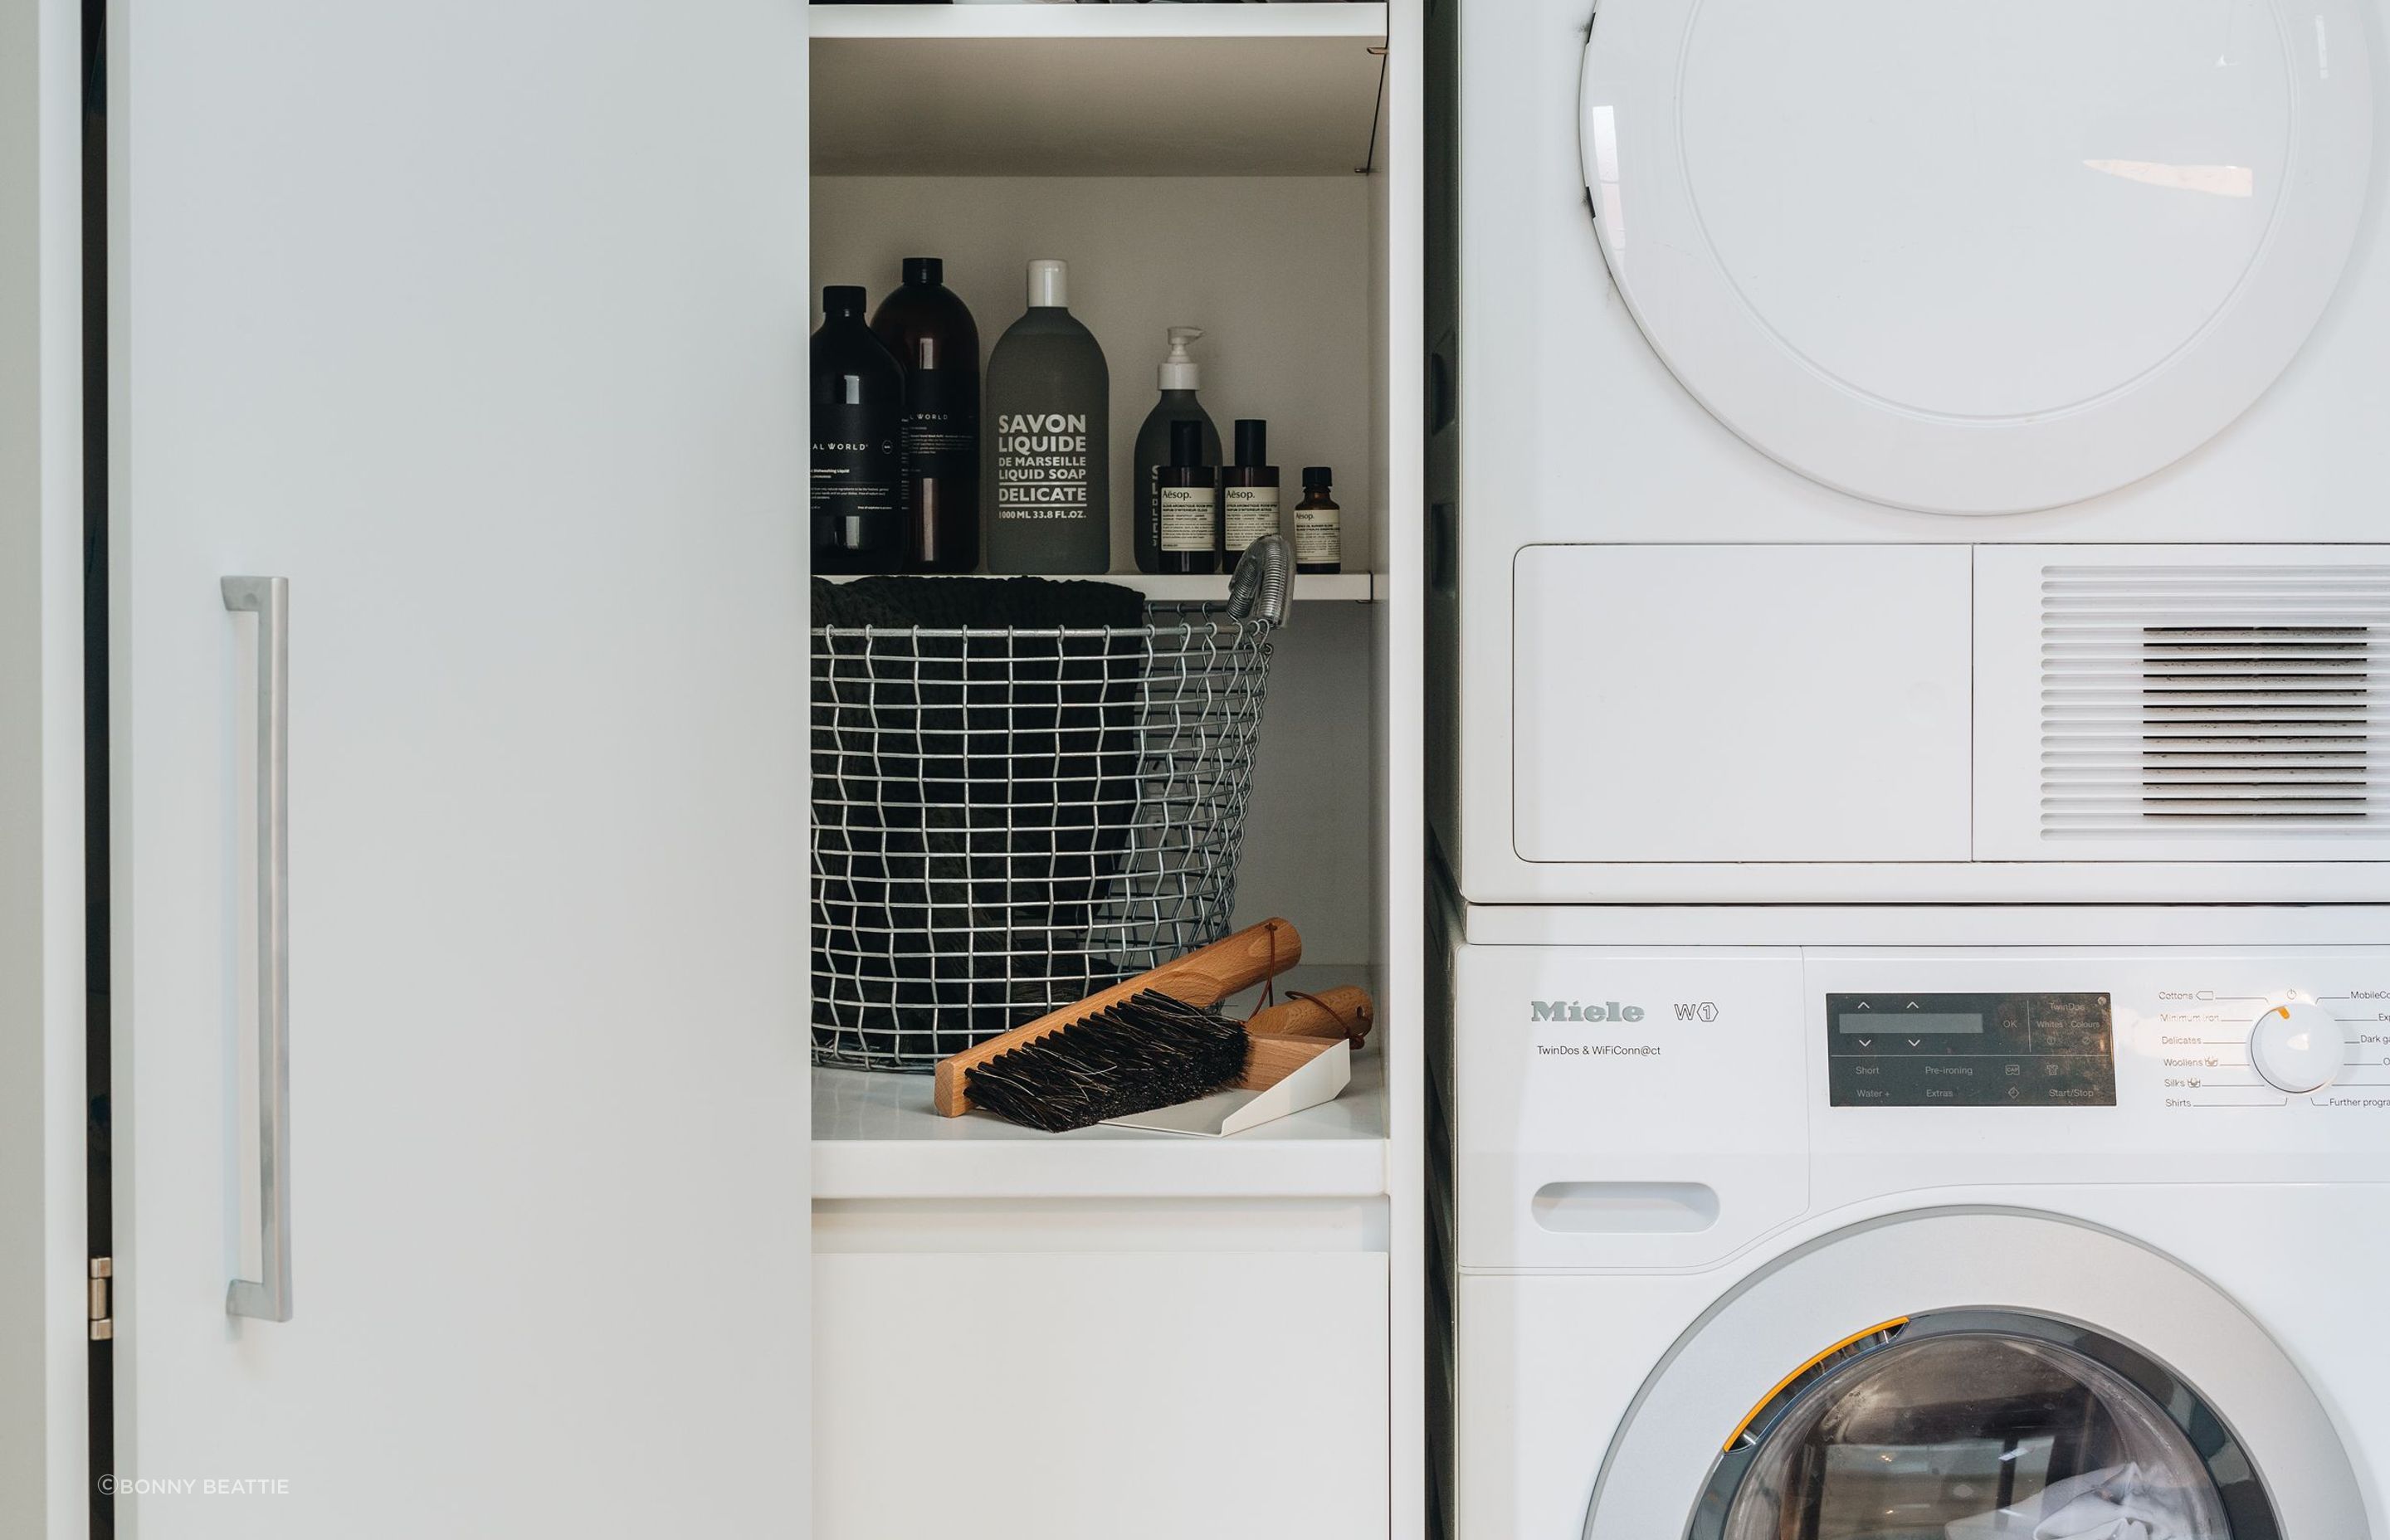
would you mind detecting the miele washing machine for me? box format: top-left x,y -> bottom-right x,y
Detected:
1428,0 -> 2390,905
1429,897 -> 2390,1538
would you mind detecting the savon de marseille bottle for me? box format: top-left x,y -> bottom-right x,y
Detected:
983,260 -> 1110,574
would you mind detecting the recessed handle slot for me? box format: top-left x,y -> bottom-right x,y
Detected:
1531,1181 -> 1719,1235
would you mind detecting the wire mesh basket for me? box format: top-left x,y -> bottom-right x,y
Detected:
811,539 -> 1292,1071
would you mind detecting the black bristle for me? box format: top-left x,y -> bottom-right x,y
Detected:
964,991 -> 1253,1133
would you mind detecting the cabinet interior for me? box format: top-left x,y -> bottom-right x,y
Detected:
806,5 -> 1397,1158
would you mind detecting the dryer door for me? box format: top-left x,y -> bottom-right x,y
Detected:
1584,1211 -> 2366,1540
1580,0 -> 2375,515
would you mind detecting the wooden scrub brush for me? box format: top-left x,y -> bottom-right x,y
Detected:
932,919 -> 1374,1133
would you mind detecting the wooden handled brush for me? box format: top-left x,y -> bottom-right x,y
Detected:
933,919 -> 1303,1118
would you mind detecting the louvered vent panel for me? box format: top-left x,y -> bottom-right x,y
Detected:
2041,566 -> 2390,836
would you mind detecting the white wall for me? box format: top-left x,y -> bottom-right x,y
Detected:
1230,599 -> 1378,967
0,0 -> 88,1530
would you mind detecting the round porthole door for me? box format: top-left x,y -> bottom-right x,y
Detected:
1583,1212 -> 2367,1540
1579,0 -> 2376,514
1697,1313 -> 2252,1539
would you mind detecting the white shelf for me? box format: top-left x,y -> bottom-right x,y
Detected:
812,965 -> 1389,1200
1127,570 -> 1374,602
819,569 -> 1375,602
810,4 -> 1388,177
812,1048 -> 1387,1200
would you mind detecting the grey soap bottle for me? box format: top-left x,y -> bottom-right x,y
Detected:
983,260 -> 1110,574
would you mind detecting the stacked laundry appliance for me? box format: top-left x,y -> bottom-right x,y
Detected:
1428,0 -> 2390,1534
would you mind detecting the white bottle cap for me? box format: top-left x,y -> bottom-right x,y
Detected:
1027,259 -> 1069,309
1159,326 -> 1203,390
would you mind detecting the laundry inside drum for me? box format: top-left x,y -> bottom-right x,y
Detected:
1719,1332 -> 2230,1540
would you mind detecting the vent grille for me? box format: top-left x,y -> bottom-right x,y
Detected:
2041,566 -> 2388,835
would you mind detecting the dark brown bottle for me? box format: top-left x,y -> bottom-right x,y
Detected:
1153,420 -> 1220,576
811,285 -> 905,575
1295,466 -> 1342,575
871,258 -> 981,573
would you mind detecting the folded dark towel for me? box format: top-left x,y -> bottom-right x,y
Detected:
811,576 -> 1151,1065
812,573 -> 1146,634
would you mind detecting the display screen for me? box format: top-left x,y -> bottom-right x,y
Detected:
1839,1012 -> 1980,1035
1827,992 -> 2115,1108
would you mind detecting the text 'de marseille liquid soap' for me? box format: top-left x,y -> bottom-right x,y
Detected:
984,259 -> 1110,574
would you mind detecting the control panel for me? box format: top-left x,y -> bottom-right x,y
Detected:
1451,935 -> 2390,1273
1812,965 -> 2390,1119
1827,992 -> 2115,1108
1820,990 -> 2390,1106
2143,987 -> 2390,1111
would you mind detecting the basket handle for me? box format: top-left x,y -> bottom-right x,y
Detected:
1227,534 -> 1294,628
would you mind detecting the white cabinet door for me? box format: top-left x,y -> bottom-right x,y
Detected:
111,3 -> 809,1533
814,1251 -> 1392,1540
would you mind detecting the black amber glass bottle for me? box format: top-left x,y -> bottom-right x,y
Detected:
1220,418 -> 1281,562
871,258 -> 981,573
1153,419 -> 1220,576
811,285 -> 905,575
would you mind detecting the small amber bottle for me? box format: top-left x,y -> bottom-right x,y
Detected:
1293,466 -> 1341,575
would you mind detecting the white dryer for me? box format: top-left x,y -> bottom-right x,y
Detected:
1430,899 -> 2390,1537
1431,0 -> 2390,903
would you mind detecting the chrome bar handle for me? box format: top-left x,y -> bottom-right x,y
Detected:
222,577 -> 291,1323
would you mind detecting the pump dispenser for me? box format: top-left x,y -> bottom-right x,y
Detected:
1133,325 -> 1222,574
1159,326 -> 1202,389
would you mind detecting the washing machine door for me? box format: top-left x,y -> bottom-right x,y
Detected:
1580,0 -> 2375,515
1584,1211 -> 2367,1539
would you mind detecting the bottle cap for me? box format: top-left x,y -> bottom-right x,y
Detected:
823,285 -> 868,316
1169,419 -> 1205,467
1027,259 -> 1069,309
1302,466 -> 1334,485
1234,419 -> 1268,467
1160,326 -> 1203,390
902,257 -> 943,285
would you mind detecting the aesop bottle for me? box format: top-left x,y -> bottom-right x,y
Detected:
870,257 -> 980,573
1154,420 -> 1220,577
1294,466 -> 1342,575
1220,419 -> 1280,561
983,260 -> 1110,574
1132,327 -> 1222,574
810,285 -> 905,574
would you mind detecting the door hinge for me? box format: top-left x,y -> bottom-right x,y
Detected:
88,1258 -> 112,1342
